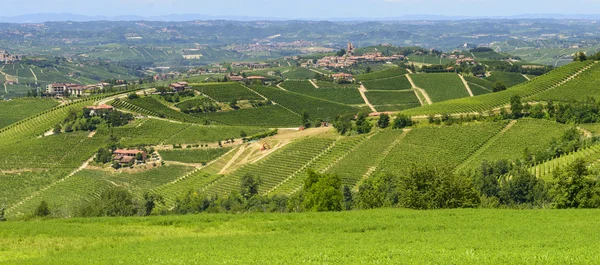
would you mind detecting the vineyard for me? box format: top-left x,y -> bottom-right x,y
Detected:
201,137 -> 336,196
361,75 -> 413,90
113,97 -> 206,124
193,105 -> 301,127
0,98 -> 59,129
282,67 -> 316,80
355,67 -> 408,82
402,61 -> 595,116
485,71 -> 529,87
410,73 -> 470,102
378,122 -> 507,176
365,90 -> 422,111
192,83 -> 263,102
280,81 -> 364,105
160,148 -> 231,164
463,76 -> 493,95
531,62 -> 600,102
251,86 -> 359,121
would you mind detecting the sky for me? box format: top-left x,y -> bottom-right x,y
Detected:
5,0 -> 600,18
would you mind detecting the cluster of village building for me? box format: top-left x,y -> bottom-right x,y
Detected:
46,82 -> 110,97
0,50 -> 20,63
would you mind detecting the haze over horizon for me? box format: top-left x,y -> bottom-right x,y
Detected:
4,0 -> 600,19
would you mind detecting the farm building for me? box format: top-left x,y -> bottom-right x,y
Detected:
169,81 -> 190,92
46,83 -> 88,97
228,75 -> 245,82
113,149 -> 147,165
85,104 -> 114,115
332,73 -> 354,82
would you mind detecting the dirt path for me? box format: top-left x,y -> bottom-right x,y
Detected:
522,74 -> 531,81
3,83 -> 6,94
358,83 -> 377,112
309,68 -> 325,75
405,74 -> 432,105
406,68 -> 414,74
29,68 -> 37,84
308,79 -> 319,89
219,145 -> 246,174
413,90 -> 424,106
577,127 -> 593,138
87,131 -> 96,138
458,74 -> 474,97
287,60 -> 291,67
276,84 -> 288,91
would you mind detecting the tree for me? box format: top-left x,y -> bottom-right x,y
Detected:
492,82 -> 507,92
574,51 -> 587,62
127,93 -> 139,99
343,185 -> 353,210
393,114 -> 413,129
143,192 -> 165,216
240,130 -> 248,139
34,200 -> 51,217
377,113 -> 390,128
95,148 -> 114,164
365,66 -> 372,74
499,169 -> 547,205
53,124 -> 62,134
0,206 -> 6,221
240,174 -> 261,200
301,111 -> 311,128
303,170 -> 343,212
551,159 -> 600,208
99,187 -> 138,217
336,49 -> 347,57
333,114 -> 353,135
510,95 -> 523,119
355,112 -> 372,134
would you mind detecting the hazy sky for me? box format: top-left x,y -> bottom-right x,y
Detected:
6,0 -> 600,18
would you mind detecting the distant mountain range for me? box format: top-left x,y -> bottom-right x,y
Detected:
1,13 -> 600,23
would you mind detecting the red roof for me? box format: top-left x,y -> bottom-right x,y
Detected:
114,149 -> 145,155
86,104 -> 114,110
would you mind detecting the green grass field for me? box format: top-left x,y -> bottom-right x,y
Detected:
280,81 -> 363,105
2,209 -> 600,264
411,73 -> 470,102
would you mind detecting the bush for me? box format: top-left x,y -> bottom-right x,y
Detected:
34,200 -> 51,217
393,114 -> 413,129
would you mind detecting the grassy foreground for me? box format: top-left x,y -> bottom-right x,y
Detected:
1,209 -> 600,264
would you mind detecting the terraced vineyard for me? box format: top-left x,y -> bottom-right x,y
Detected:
362,75 -> 413,91
402,61 -> 595,116
355,67 -> 408,82
202,137 -> 336,196
251,86 -> 359,121
411,73 -> 470,102
193,83 -> 263,102
280,81 -> 364,105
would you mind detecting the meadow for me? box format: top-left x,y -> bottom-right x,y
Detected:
0,98 -> 58,129
1,209 -> 599,264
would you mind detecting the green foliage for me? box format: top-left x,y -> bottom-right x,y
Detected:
361,76 -> 412,90
194,105 -> 301,127
0,98 -> 59,129
492,82 -> 507,92
194,83 -> 263,102
377,113 -> 390,128
142,192 -> 164,216
281,81 -> 363,105
356,173 -> 400,209
302,170 -> 343,212
34,200 -> 51,217
95,148 -> 114,164
365,90 -> 421,111
510,95 -> 523,118
240,174 -> 261,200
392,114 -> 414,129
75,187 -> 138,217
551,159 -> 600,208
398,166 -> 480,209
485,72 -> 528,88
